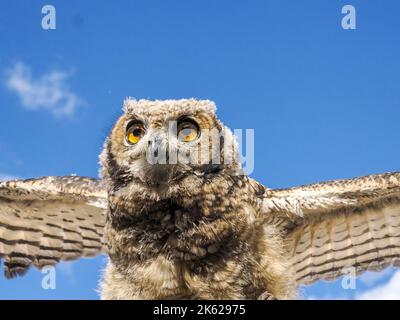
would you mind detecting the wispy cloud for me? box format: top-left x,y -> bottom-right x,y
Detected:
357,271 -> 400,300
359,268 -> 394,287
0,173 -> 17,181
57,261 -> 75,277
5,62 -> 84,117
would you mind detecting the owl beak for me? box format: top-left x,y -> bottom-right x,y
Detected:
148,136 -> 162,160
145,135 -> 176,186
147,134 -> 170,166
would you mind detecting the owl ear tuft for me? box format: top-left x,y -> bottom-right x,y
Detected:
197,99 -> 217,114
123,97 -> 138,113
122,97 -> 217,115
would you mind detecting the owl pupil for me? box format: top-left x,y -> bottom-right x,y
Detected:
133,129 -> 141,137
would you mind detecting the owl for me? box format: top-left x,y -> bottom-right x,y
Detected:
0,98 -> 399,300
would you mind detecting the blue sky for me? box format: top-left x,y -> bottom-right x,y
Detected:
0,0 -> 399,299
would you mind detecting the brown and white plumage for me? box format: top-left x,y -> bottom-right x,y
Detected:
0,98 -> 399,299
264,172 -> 400,285
0,176 -> 107,278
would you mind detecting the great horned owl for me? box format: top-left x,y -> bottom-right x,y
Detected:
0,98 -> 399,299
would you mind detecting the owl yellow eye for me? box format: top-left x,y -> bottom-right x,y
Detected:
177,121 -> 199,142
126,122 -> 145,145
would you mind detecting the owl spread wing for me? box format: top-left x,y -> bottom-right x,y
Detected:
0,176 -> 108,278
262,172 -> 400,285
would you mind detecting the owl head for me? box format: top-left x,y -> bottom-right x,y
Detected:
100,98 -> 242,194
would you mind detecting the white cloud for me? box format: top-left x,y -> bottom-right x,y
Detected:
0,173 -> 17,181
57,261 -> 75,277
306,294 -> 348,300
5,62 -> 84,117
357,271 -> 400,300
359,268 -> 394,287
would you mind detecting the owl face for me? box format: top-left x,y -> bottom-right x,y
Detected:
101,98 -> 241,192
